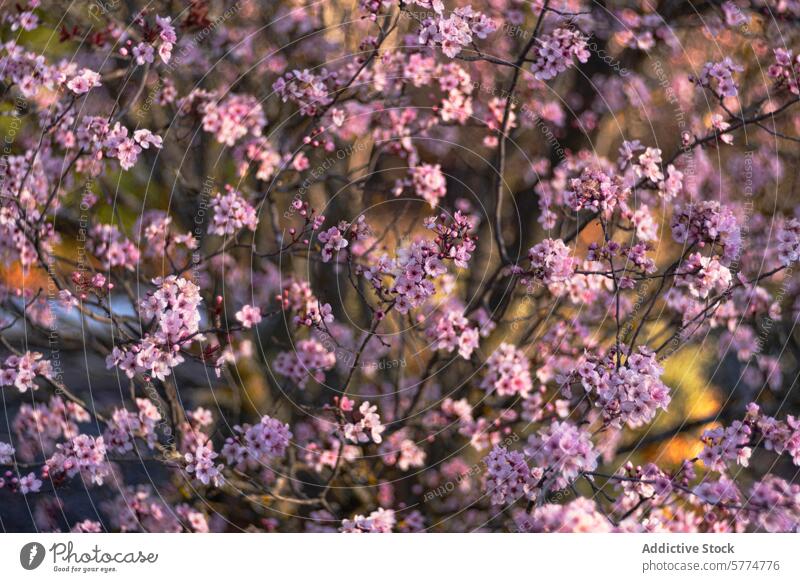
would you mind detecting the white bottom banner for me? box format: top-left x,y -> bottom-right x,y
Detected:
1,533 -> 797,581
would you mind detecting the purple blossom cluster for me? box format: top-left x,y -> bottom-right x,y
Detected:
525,421 -> 598,491
567,348 -> 671,428
274,340 -> 336,388
416,3 -> 496,59
529,27 -> 590,81
222,415 -> 293,471
201,94 -> 266,146
671,201 -> 742,261
0,351 -> 52,392
484,446 -> 538,506
695,58 -> 743,98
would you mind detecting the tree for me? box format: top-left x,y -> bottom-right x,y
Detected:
1,0 -> 799,533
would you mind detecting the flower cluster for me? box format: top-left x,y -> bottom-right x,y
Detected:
417,4 -> 496,59
106,276 -> 203,380
318,225 -> 350,262
745,404 -> 800,466
46,435 -> 111,486
769,49 -> 800,95
484,445 -> 538,505
0,352 -> 52,392
12,397 -> 89,461
699,421 -> 753,472
564,166 -> 627,216
273,69 -> 334,116
516,498 -> 614,532
748,476 -> 800,532
635,146 -> 664,183
676,253 -> 732,299
208,186 -> 258,236
524,238 -> 576,295
201,94 -> 266,146
235,304 -> 262,329
380,430 -> 427,471
362,213 -> 474,313
529,27 -> 590,81
278,278 -> 334,327
427,302 -> 482,360
411,163 -> 447,207
568,348 -> 671,428
222,415 -> 293,471
273,339 -> 336,388
671,201 -> 742,261
0,441 -> 14,464
185,442 -> 225,487
72,118 -> 163,173
126,15 -> 177,65
103,398 -> 162,454
480,343 -> 533,398
66,68 -> 102,94
777,218 -> 800,267
525,421 -> 598,491
104,486 -> 182,532
695,58 -> 743,97
87,223 -> 141,270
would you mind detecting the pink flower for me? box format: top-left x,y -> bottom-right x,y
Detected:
417,7 -> 495,59
0,352 -> 53,392
565,166 -> 627,215
671,201 -> 742,262
19,472 -> 42,494
235,304 -> 262,328
67,68 -> 101,94
568,348 -> 671,429
635,147 -> 664,183
676,253 -> 732,298
699,421 -> 752,472
516,498 -> 613,532
273,69 -> 333,116
0,441 -> 15,464
317,226 -> 349,262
